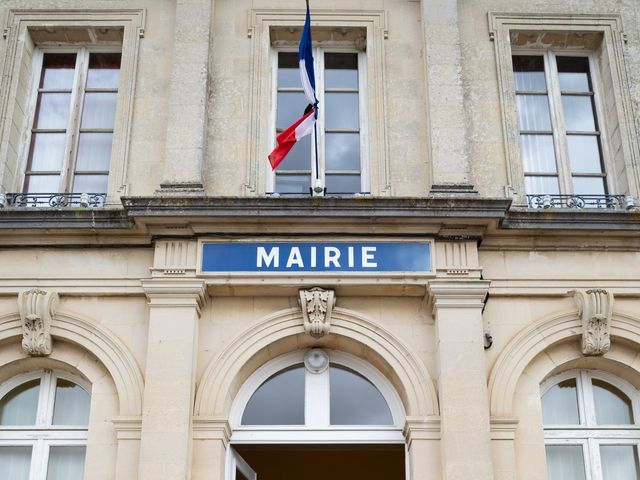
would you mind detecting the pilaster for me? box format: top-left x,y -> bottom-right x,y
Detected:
428,277 -> 494,480
138,278 -> 208,480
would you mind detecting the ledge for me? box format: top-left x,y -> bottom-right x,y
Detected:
0,206 -> 133,229
502,207 -> 640,231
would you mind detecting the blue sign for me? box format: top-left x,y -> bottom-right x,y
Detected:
201,242 -> 431,273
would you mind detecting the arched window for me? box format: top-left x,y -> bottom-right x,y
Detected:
542,370 -> 640,480
230,349 -> 405,443
0,369 -> 90,480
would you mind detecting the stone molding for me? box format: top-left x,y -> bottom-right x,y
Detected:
192,417 -> 232,444
141,279 -> 208,316
403,416 -> 441,445
427,279 -> 490,313
573,289 -> 614,356
299,287 -> 335,338
490,418 -> 519,441
113,416 -> 143,441
151,240 -> 198,277
18,288 -> 57,356
435,240 -> 482,278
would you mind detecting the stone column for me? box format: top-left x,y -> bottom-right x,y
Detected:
420,0 -> 472,189
138,279 -> 207,480
428,278 -> 493,480
159,0 -> 213,193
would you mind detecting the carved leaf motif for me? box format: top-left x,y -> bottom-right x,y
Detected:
299,287 -> 335,339
18,289 -> 57,356
573,289 -> 614,356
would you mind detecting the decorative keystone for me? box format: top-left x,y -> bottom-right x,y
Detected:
18,289 -> 58,356
299,287 -> 335,338
572,289 -> 614,356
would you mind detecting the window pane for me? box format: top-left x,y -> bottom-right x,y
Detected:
46,446 -> 86,480
35,93 -> 71,129
325,93 -> 359,129
0,446 -> 32,480
236,469 -> 249,480
562,96 -> 596,132
25,174 -> 60,193
546,445 -> 586,480
86,53 -> 121,89
326,133 -> 360,171
512,56 -> 546,92
81,92 -> 117,129
593,379 -> 633,425
325,174 -> 361,195
557,57 -> 591,93
0,379 -> 40,425
524,176 -> 560,196
40,53 -> 76,90
516,95 -> 551,131
75,133 -> 113,171
278,52 -> 300,88
242,366 -> 305,425
330,366 -> 393,425
567,135 -> 603,173
519,135 -> 557,173
542,378 -> 580,425
275,174 -> 311,194
325,53 -> 358,89
72,174 -> 108,193
28,133 -> 66,171
601,446 -> 640,480
52,380 -> 90,425
572,177 -> 606,196
277,134 -> 310,171
276,92 -> 308,129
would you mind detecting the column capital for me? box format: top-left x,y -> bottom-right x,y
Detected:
404,416 -> 441,446
427,279 -> 490,312
141,279 -> 208,315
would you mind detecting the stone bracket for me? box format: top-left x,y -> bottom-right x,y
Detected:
572,289 -> 614,356
18,288 -> 58,356
299,287 -> 335,338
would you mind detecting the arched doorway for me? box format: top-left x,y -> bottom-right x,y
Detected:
226,349 -> 406,480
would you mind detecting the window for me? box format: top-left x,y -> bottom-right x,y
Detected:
0,370 -> 90,480
24,49 -> 121,196
542,370 -> 640,480
513,53 -> 607,200
271,49 -> 365,196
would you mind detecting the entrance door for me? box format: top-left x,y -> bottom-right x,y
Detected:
230,448 -> 257,480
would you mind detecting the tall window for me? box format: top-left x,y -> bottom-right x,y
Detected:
0,370 -> 90,480
542,370 -> 640,480
272,50 -> 364,196
513,53 -> 607,199
24,49 -> 121,195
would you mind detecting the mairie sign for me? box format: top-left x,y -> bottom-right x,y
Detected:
201,242 -> 432,273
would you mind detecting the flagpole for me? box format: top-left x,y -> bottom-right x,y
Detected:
306,0 -> 323,194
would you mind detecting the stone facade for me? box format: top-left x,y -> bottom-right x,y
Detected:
0,1 -> 639,479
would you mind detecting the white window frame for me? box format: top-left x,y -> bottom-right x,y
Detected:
229,350 -> 405,444
0,369 -> 91,480
512,49 -> 613,197
21,46 -> 122,195
541,370 -> 640,480
267,47 -> 369,196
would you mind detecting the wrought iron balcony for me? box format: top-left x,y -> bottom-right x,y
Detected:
0,192 -> 106,208
526,194 -> 633,210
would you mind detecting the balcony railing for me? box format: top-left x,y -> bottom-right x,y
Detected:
0,192 -> 106,208
526,194 -> 633,210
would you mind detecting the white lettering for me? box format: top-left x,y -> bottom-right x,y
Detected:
362,246 -> 377,267
286,247 -> 304,268
348,246 -> 355,268
257,246 -> 279,268
310,246 -> 317,268
324,247 -> 341,267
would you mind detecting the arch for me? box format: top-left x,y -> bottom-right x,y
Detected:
195,307 -> 438,418
489,309 -> 640,418
0,309 -> 144,416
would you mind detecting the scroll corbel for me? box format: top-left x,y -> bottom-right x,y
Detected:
299,287 -> 335,338
572,289 -> 614,356
18,289 -> 58,356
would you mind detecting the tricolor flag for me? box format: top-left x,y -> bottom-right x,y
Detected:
268,2 -> 318,170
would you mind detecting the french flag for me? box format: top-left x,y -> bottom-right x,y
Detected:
268,3 -> 317,170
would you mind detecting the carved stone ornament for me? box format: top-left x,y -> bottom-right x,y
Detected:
18,289 -> 58,356
299,287 -> 335,338
573,289 -> 614,356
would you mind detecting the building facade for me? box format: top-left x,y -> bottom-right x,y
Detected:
0,0 -> 639,479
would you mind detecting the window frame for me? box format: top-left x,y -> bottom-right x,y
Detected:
511,49 -> 613,197
0,369 -> 91,480
267,46 -> 369,196
541,370 -> 640,479
22,46 -> 122,196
